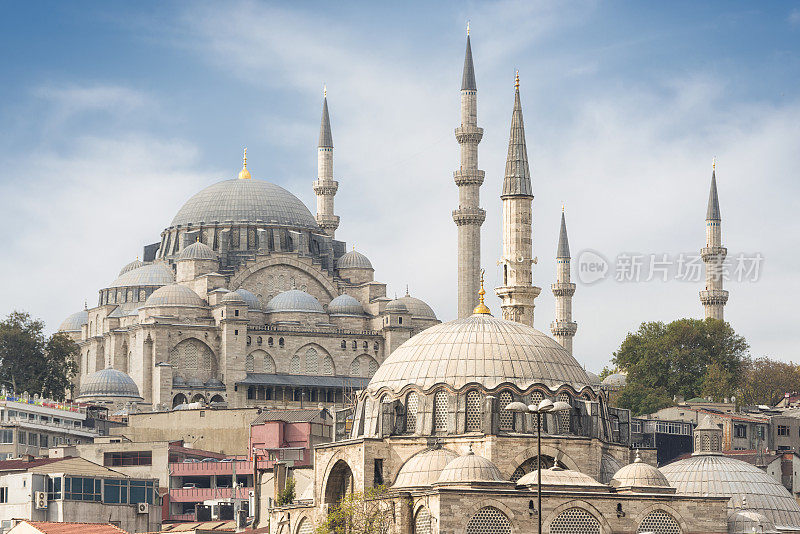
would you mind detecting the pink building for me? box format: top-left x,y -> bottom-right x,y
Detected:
249,408 -> 332,469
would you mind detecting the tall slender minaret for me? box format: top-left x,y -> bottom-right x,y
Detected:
551,209 -> 577,354
314,87 -> 340,238
495,72 -> 540,326
700,159 -> 728,320
453,26 -> 486,318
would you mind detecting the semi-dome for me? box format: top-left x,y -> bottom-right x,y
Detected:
728,509 -> 778,534
178,241 -> 216,261
395,295 -> 436,319
144,284 -> 205,308
118,259 -> 145,276
265,289 -> 325,314
78,368 -> 142,400
516,465 -> 605,489
58,310 -> 88,333
109,263 -> 174,289
436,451 -> 504,485
367,313 -> 592,394
336,250 -> 373,270
233,288 -> 263,311
610,453 -> 672,491
384,300 -> 408,314
169,179 -> 319,230
661,454 -> 800,529
328,294 -> 364,316
393,448 -> 458,488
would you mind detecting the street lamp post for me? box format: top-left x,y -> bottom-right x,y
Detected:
505,398 -> 572,534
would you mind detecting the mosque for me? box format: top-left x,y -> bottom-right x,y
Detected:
264,31 -> 798,534
57,91 -> 440,411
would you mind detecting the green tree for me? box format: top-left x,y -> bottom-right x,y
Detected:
612,318 -> 748,415
0,311 -> 78,400
599,366 -> 618,381
276,477 -> 296,506
315,486 -> 395,534
739,357 -> 800,407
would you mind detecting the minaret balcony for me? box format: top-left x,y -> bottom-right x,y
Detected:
495,285 -> 541,300
550,320 -> 577,336
313,180 -> 339,195
699,289 -> 729,306
454,126 -> 484,143
551,282 -> 576,297
452,207 -> 486,226
453,169 -> 485,186
316,214 -> 340,229
700,246 -> 727,261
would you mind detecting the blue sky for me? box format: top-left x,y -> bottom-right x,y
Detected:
1,1 -> 798,372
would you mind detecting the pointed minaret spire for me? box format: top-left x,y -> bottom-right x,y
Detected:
551,208 -> 577,354
495,71 -> 539,326
314,87 -> 339,237
453,30 -> 485,318
700,158 -> 728,320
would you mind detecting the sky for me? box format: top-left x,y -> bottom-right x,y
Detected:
0,1 -> 798,373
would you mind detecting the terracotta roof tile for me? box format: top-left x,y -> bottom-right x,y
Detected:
24,522 -> 127,534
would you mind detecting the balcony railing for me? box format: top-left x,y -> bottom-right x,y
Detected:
170,460 -> 252,475
168,487 -> 251,502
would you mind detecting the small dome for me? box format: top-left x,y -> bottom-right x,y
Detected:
78,368 -> 142,399
337,250 -> 373,270
265,289 -> 325,314
144,284 -> 205,308
393,448 -> 458,488
220,292 -> 247,305
585,371 -> 602,386
437,451 -> 504,485
109,263 -> 174,289
396,295 -> 437,319
602,372 -> 627,387
205,378 -> 224,388
58,310 -> 88,333
517,466 -> 604,488
186,377 -> 205,388
233,288 -> 263,311
385,300 -> 408,314
328,294 -> 364,316
179,241 -> 216,261
728,510 -> 778,534
118,259 -> 145,276
610,453 -> 672,490
172,376 -> 187,387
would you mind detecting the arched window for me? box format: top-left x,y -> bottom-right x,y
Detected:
465,390 -> 482,432
264,353 -> 276,374
351,341 -> 357,351
557,392 -> 572,433
191,394 -> 206,404
210,394 -> 224,404
247,387 -> 254,400
322,355 -> 335,376
290,356 -> 301,374
702,435 -> 711,451
245,354 -> 254,372
247,336 -> 252,346
373,342 -> 379,351
268,337 -> 274,347
637,510 -> 682,534
511,455 -> 560,482
406,392 -> 419,433
362,341 -> 368,350
433,390 -> 448,433
296,518 -> 313,534
465,506 -> 511,534
550,507 -> 600,534
414,507 -> 432,534
279,337 -> 284,347
350,355 -> 378,378
305,348 -> 319,374
498,391 -> 514,431
530,390 -> 545,432
257,337 -> 262,345
341,340 -> 346,349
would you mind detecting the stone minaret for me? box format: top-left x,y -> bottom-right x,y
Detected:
313,87 -> 340,238
453,29 -> 486,318
495,72 -> 540,326
551,209 -> 577,354
700,160 -> 728,320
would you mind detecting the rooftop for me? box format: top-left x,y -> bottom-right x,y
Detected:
15,522 -> 127,534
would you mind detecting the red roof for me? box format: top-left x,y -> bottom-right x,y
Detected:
0,457 -> 67,472
21,522 -> 127,534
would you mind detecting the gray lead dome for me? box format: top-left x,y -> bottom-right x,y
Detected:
78,368 -> 142,399
266,289 -> 325,314
58,310 -> 88,332
170,179 -> 319,230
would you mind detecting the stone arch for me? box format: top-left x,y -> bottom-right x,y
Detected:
350,354 -> 379,378
497,390 -> 515,431
295,517 -> 313,534
544,501 -> 611,534
465,505 -> 513,534
633,503 -> 688,534
293,343 -> 330,375
505,445 -> 579,480
229,256 -> 338,305
321,354 -> 335,376
414,505 -> 432,534
172,393 -> 188,408
191,393 -> 206,404
249,349 -> 275,374
510,455 -> 565,483
210,394 -> 225,404
465,389 -> 483,432
169,338 -> 218,382
323,459 -> 354,505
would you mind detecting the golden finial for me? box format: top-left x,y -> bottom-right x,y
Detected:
712,156 -> 716,172
467,20 -> 470,36
515,70 -> 520,89
196,236 -> 200,243
473,268 -> 491,315
324,84 -> 327,98
562,203 -> 565,213
238,147 -> 251,180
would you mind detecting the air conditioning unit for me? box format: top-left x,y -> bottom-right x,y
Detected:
35,491 -> 47,509
137,502 -> 149,514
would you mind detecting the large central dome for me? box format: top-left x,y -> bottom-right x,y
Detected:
170,179 -> 319,230
367,313 -> 591,394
